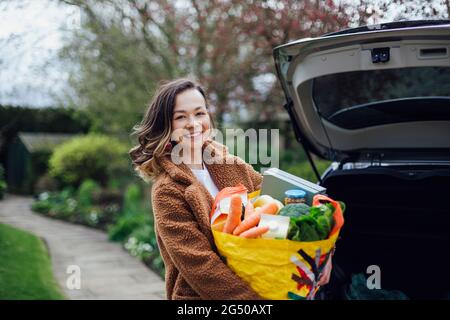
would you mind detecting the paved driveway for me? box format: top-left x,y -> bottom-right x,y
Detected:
0,193 -> 166,300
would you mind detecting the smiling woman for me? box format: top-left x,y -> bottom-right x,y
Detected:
128,78 -> 266,300
129,79 -> 216,180
171,89 -> 214,170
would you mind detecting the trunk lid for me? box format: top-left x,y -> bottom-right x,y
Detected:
273,20 -> 450,164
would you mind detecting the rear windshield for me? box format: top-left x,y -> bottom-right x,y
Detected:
312,67 -> 450,129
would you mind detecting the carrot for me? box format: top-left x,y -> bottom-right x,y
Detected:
244,201 -> 255,219
239,225 -> 270,238
233,212 -> 261,236
223,195 -> 242,234
211,214 -> 227,232
255,202 -> 278,215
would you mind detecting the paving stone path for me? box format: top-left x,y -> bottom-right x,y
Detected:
0,193 -> 166,300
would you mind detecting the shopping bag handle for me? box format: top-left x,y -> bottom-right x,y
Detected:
312,194 -> 344,237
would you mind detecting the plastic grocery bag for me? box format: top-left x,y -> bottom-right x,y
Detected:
210,184 -> 344,300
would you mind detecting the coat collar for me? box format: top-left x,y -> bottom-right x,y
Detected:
155,140 -> 235,234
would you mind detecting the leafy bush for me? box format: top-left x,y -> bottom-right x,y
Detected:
124,224 -> 155,260
32,185 -> 120,230
0,180 -> 6,200
0,105 -> 90,135
48,134 -> 129,188
108,213 -> 150,242
122,184 -> 142,216
33,173 -> 60,196
284,159 -> 332,183
38,188 -> 75,216
77,179 -> 101,208
94,203 -> 121,228
31,194 -> 52,214
107,177 -> 121,190
32,187 -> 75,218
129,224 -> 154,244
280,149 -> 308,167
0,164 -> 6,200
78,204 -> 120,229
123,220 -> 165,278
92,188 -> 123,207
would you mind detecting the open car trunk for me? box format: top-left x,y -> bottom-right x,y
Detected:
273,21 -> 450,299
323,166 -> 450,299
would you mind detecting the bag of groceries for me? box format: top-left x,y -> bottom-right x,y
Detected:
210,183 -> 345,300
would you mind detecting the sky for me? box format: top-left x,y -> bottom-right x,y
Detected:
0,0 -> 80,107
0,0 -> 448,108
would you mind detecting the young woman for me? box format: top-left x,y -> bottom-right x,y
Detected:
129,78 -> 331,300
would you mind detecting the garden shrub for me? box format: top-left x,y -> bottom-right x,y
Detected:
0,164 -> 6,200
107,213 -> 150,242
122,183 -> 142,216
124,221 -> 165,278
125,224 -> 154,259
89,203 -> 121,229
92,188 -> 123,207
33,173 -> 60,196
31,193 -> 52,213
284,159 -> 332,183
129,224 -> 154,244
48,134 -> 129,188
77,179 -> 101,208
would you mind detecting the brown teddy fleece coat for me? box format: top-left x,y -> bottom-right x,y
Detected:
150,140 -> 264,300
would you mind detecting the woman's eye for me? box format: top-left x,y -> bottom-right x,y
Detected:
174,112 -> 205,120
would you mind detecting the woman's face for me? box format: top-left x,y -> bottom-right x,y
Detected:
171,88 -> 211,150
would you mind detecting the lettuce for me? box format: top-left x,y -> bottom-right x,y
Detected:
286,203 -> 337,242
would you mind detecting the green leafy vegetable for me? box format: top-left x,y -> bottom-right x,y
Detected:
278,203 -> 310,218
285,201 -> 341,242
315,215 -> 332,239
299,222 -> 321,242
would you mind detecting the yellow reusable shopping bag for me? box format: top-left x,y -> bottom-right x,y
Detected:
210,185 -> 344,300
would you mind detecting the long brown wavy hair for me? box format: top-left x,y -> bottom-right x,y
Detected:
129,78 -> 216,182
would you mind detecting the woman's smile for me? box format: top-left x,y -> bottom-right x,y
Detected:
184,131 -> 203,139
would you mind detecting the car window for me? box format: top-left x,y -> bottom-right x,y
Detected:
312,67 -> 450,129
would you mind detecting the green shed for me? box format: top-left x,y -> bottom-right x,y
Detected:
6,132 -> 81,194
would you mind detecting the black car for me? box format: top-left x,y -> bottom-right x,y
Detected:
273,20 -> 450,299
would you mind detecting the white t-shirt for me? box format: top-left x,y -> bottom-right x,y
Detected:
190,163 -> 220,199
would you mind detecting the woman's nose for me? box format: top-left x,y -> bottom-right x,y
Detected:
186,115 -> 200,129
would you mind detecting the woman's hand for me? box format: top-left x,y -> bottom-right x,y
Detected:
317,256 -> 333,286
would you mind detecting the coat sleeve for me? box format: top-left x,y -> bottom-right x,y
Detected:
151,184 -> 263,300
244,162 -> 263,191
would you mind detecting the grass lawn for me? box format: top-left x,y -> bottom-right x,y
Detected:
0,223 -> 65,300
